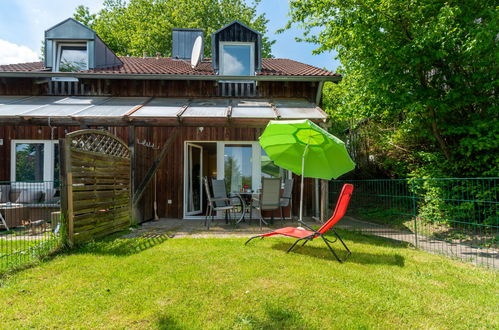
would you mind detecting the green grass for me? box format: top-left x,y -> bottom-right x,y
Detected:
0,236 -> 60,274
0,239 -> 42,255
0,230 -> 497,329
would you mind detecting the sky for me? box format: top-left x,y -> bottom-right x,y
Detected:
0,0 -> 340,71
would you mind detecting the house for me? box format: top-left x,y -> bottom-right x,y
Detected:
0,18 -> 340,223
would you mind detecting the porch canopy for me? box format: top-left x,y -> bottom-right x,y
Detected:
0,96 -> 327,126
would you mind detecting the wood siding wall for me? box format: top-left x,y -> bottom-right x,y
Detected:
1,125 -> 315,221
0,78 -> 45,96
0,78 -> 318,101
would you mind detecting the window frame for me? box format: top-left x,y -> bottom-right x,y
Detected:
54,41 -> 89,73
219,41 -> 255,76
11,140 -> 59,183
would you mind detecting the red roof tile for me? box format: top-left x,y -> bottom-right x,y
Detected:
0,62 -> 45,72
0,57 -> 339,77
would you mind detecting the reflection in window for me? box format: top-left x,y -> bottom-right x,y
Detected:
58,45 -> 87,72
224,144 -> 252,192
221,44 -> 253,76
15,143 -> 44,182
261,148 -> 288,179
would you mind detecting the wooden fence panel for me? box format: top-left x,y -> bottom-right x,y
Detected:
61,129 -> 131,245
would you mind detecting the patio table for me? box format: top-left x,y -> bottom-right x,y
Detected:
230,192 -> 257,224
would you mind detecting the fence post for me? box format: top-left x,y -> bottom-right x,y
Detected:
59,137 -> 74,247
411,179 -> 418,248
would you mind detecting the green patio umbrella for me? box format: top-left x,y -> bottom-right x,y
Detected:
259,119 -> 355,221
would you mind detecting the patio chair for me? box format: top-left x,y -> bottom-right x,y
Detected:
279,178 -> 294,222
203,177 -> 237,229
251,178 -> 281,229
245,183 -> 354,263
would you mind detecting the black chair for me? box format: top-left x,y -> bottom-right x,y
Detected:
203,177 -> 239,229
252,178 -> 281,229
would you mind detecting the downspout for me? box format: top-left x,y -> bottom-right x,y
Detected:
315,81 -> 324,105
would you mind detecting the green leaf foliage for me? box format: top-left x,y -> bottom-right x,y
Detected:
288,0 -> 498,178
73,0 -> 274,58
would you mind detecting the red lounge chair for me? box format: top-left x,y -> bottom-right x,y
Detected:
245,184 -> 354,262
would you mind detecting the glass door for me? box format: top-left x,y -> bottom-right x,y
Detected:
224,144 -> 253,193
185,143 -> 203,215
217,142 -> 261,195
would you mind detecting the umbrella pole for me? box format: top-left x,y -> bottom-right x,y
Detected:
299,144 -> 309,223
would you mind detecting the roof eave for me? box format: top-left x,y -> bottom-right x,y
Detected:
0,72 -> 342,82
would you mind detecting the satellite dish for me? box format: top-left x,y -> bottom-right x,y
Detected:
191,36 -> 202,69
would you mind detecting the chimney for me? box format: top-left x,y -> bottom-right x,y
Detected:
172,28 -> 204,60
156,52 -> 161,59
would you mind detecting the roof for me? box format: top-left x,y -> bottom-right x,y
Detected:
212,20 -> 262,36
45,18 -> 96,39
0,57 -> 338,77
0,96 -> 327,126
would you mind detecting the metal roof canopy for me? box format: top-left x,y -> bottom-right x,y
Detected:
0,96 -> 327,126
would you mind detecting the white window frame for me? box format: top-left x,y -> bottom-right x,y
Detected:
54,42 -> 89,72
216,141 -> 261,192
11,140 -> 59,183
53,41 -> 88,82
219,41 -> 255,76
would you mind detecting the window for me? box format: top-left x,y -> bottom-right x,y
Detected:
11,140 -> 59,183
220,42 -> 254,76
224,144 -> 253,192
15,143 -> 44,182
55,43 -> 88,72
215,142 -> 287,193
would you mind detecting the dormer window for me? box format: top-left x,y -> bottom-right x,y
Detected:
44,18 -> 122,72
220,42 -> 254,76
55,43 -> 88,72
211,21 -> 262,75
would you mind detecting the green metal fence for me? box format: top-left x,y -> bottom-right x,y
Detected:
330,178 -> 498,269
0,181 -> 61,274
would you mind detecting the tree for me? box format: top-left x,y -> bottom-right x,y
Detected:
286,0 -> 498,177
73,0 -> 274,58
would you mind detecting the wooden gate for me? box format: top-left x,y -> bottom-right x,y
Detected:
60,129 -> 131,245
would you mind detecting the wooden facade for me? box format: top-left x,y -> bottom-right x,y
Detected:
0,124 -> 316,222
0,77 -> 319,100
0,76 -> 320,222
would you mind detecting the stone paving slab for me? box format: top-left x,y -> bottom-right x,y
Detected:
123,218 -> 296,239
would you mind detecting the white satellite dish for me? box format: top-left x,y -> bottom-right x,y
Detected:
191,36 -> 203,69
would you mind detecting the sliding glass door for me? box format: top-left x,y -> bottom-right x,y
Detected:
184,141 -> 289,218
217,142 -> 260,194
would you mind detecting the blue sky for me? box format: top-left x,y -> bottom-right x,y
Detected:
0,0 -> 340,71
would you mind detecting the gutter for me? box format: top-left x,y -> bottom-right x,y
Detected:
0,71 -> 342,82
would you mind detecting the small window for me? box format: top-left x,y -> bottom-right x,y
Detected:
11,140 -> 59,183
56,43 -> 88,72
220,42 -> 254,76
15,143 -> 45,182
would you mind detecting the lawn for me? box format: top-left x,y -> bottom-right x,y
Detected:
0,230 -> 497,329
0,236 -> 59,273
